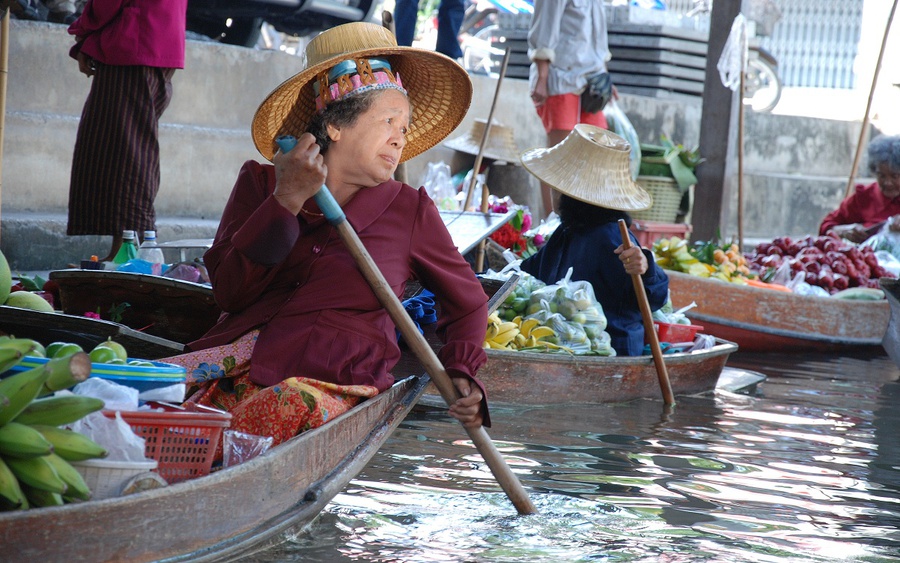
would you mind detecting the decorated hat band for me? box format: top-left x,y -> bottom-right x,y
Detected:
313,58 -> 406,112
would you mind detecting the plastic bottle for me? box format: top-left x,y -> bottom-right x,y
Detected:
112,230 -> 139,264
136,230 -> 166,275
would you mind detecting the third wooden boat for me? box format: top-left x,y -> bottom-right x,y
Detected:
666,270 -> 889,353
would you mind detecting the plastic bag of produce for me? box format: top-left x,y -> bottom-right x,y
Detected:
483,262 -> 547,322
421,160 -> 459,211
862,222 -> 900,260
522,267 -> 615,355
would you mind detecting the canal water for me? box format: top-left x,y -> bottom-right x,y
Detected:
260,351 -> 900,562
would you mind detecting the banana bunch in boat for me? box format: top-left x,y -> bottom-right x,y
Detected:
483,312 -> 559,351
0,337 -> 107,511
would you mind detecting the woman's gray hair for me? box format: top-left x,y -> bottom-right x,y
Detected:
306,89 -> 394,154
867,134 -> 900,173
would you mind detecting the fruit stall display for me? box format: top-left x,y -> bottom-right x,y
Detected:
652,234 -> 894,295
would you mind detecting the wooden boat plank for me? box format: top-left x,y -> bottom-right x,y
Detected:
0,375 -> 428,563
0,305 -> 184,358
880,278 -> 900,368
667,270 -> 889,351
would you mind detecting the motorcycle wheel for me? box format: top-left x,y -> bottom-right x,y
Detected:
743,57 -> 782,113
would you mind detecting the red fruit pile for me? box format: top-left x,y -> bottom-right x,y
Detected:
747,233 -> 894,293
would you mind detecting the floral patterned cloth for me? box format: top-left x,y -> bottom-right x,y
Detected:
159,330 -> 379,460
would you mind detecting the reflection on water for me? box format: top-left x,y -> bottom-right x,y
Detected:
260,352 -> 900,562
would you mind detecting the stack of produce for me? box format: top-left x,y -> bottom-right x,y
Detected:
485,271 -> 615,355
747,234 -> 893,293
652,236 -> 755,283
0,338 -> 108,510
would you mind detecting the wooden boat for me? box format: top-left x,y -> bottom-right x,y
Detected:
0,304 -> 184,359
0,374 -> 429,563
49,269 -> 220,344
392,275 -> 738,405
442,338 -> 739,405
880,278 -> 900,368
666,270 -> 890,353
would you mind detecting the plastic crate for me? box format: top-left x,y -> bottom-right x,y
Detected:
649,321 -> 704,344
105,403 -> 231,483
630,220 -> 692,248
630,176 -> 684,223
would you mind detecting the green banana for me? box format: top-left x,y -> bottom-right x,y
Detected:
0,456 -> 28,510
12,395 -> 104,427
37,352 -> 92,397
0,421 -> 54,458
21,483 -> 65,508
0,365 -> 51,426
0,338 -> 39,374
44,453 -> 91,501
4,455 -> 68,495
30,424 -> 107,461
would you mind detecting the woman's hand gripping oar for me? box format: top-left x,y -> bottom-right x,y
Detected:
276,136 -> 537,515
617,219 -> 675,406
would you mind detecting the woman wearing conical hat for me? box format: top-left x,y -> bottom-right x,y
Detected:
160,23 -> 490,452
520,126 -> 669,357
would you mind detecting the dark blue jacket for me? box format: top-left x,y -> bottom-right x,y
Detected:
521,220 -> 669,356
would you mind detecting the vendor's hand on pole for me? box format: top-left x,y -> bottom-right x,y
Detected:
273,133 -> 327,215
615,244 -> 648,276
448,377 -> 483,429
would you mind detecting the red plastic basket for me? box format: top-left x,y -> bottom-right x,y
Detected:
650,321 -> 704,344
104,403 -> 231,484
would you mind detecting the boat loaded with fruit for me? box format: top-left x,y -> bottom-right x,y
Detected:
651,232 -> 892,353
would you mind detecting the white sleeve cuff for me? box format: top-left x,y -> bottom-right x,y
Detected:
530,47 -> 556,64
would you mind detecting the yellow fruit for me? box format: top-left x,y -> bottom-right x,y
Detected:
5,291 -> 54,313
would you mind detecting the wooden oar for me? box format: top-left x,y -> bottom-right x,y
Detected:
276,136 -> 536,515
618,219 -> 675,405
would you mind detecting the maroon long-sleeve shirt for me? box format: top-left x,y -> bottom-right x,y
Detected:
819,182 -> 900,235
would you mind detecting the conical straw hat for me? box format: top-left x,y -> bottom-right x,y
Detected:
252,22 -> 472,163
520,125 -> 652,212
443,118 -> 522,164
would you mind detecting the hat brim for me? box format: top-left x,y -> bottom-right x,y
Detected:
443,135 -> 521,164
520,126 -> 652,212
252,47 -> 472,163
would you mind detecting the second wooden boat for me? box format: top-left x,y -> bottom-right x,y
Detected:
0,375 -> 429,563
666,270 -> 890,353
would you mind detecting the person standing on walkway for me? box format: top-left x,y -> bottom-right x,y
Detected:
394,0 -> 465,60
528,0 -> 614,218
66,0 -> 188,262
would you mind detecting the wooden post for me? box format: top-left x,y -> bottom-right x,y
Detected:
694,0 -> 744,243
737,61 -> 745,250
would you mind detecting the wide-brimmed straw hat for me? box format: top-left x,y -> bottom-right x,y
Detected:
251,22 -> 472,163
520,125 -> 652,212
443,118 -> 522,164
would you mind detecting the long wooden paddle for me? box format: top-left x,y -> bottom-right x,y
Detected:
276,136 -> 537,515
618,219 -> 675,405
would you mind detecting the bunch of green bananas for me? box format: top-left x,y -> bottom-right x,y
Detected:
0,337 -> 107,510
483,312 -> 560,351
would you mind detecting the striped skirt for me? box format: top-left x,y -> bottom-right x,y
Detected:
67,64 -> 175,237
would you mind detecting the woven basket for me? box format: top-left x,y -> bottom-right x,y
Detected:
630,176 -> 683,223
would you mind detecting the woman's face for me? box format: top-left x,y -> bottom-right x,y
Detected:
326,89 -> 410,186
877,162 -> 900,200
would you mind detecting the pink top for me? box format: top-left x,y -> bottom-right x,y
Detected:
68,0 -> 188,68
190,161 -> 491,422
819,182 -> 900,235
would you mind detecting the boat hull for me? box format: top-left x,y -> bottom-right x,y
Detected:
881,278 -> 900,368
458,339 -> 737,405
667,271 -> 889,352
0,376 -> 428,563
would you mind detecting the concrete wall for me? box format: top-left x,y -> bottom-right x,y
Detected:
0,20 -> 876,270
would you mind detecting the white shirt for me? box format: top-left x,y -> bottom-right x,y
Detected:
528,0 -> 611,96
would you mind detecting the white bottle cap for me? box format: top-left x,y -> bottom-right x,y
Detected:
144,230 -> 156,239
